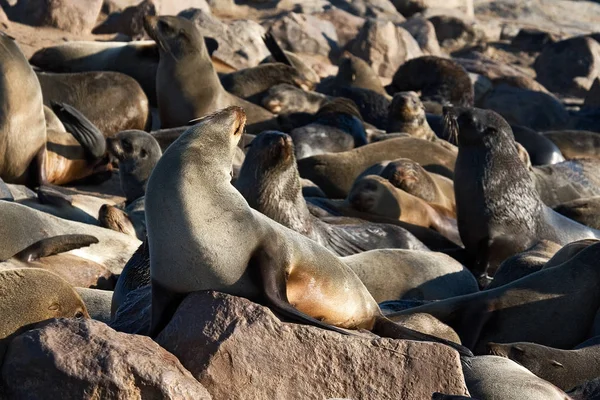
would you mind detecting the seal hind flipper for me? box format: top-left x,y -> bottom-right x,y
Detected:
263,29 -> 293,67
252,245 -> 355,337
11,234 -> 99,262
50,102 -> 106,160
373,316 -> 474,357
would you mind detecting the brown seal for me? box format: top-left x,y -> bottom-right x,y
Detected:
0,32 -> 47,188
347,175 -> 461,244
143,15 -> 277,133
36,71 -> 151,136
543,130 -> 600,160
388,56 -> 474,107
445,106 -> 600,285
388,241 -> 600,354
144,106 -> 471,356
297,136 -> 457,199
488,340 -> 600,391
554,196 -> 600,230
0,267 -> 88,341
334,53 -> 388,96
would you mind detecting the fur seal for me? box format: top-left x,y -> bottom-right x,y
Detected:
329,86 -> 391,130
379,159 -> 455,213
554,196 -> 600,230
0,31 -> 47,187
99,197 -> 146,240
290,99 -> 368,159
461,356 -> 571,400
235,131 -> 429,256
111,239 -> 150,316
543,130 -> 600,160
445,106 -> 600,284
388,56 -> 474,107
389,241 -> 600,354
333,53 -> 388,96
510,125 -> 565,165
347,175 -> 461,244
262,84 -> 330,115
143,15 -> 277,132
0,268 -> 88,341
297,137 -> 457,199
36,71 -> 151,136
387,91 -> 457,153
145,106 -> 471,356
106,130 -> 162,204
488,341 -> 600,391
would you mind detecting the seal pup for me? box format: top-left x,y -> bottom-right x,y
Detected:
0,268 -> 88,341
262,84 -> 330,115
0,31 -> 47,188
36,71 -> 151,136
488,341 -> 600,391
145,106 -> 472,356
297,136 -> 457,199
235,131 -> 428,256
388,242 -> 600,353
388,56 -> 474,107
387,91 -> 457,153
347,175 -> 461,245
333,53 -> 388,96
461,356 -> 570,400
290,99 -> 368,159
445,106 -> 600,284
143,15 -> 277,132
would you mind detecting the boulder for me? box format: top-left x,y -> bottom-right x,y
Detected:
266,12 -> 339,57
392,0 -> 473,18
428,14 -> 479,52
1,319 -> 211,399
314,7 -> 366,47
180,9 -> 269,69
156,291 -> 470,400
346,19 -> 422,78
399,16 -> 442,56
534,36 -> 600,97
329,0 -> 405,23
479,84 -> 569,131
10,0 -> 103,34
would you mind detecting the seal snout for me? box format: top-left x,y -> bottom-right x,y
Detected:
228,106 -> 247,137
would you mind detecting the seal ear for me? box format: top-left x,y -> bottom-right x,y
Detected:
50,102 -> 107,160
10,234 -> 99,262
204,37 -> 219,55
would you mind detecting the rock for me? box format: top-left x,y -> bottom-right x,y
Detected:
157,0 -> 212,15
511,28 -> 557,53
2,319 -> 212,399
266,12 -> 339,57
313,7 -> 366,47
346,19 -> 422,78
428,14 -> 478,52
110,286 -> 151,335
534,36 -> 600,97
399,16 -> 442,56
156,291 -> 470,400
469,72 -> 493,104
584,77 -> 600,108
180,9 -> 269,69
205,0 -> 236,14
93,0 -> 156,39
329,0 -> 405,23
75,288 -> 113,324
392,0 -> 472,18
479,84 -> 569,131
10,0 -> 103,34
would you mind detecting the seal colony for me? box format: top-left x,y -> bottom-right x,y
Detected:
2,4 -> 600,399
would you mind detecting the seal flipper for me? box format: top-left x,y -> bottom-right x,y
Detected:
263,29 -> 293,67
252,245 -> 355,337
37,185 -> 73,207
373,316 -> 474,357
11,234 -> 99,262
50,102 -> 106,160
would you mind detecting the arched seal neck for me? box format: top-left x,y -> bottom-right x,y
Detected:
235,131 -> 314,236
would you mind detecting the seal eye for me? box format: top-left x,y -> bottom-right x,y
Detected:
485,127 -> 498,135
74,311 -> 85,319
122,140 -> 133,153
140,149 -> 148,159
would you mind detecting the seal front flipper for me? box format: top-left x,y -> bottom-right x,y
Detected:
50,102 -> 106,160
372,316 -> 474,357
10,234 -> 99,262
263,28 -> 293,67
251,245 -> 355,337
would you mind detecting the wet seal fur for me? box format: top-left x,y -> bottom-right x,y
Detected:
145,106 -> 472,356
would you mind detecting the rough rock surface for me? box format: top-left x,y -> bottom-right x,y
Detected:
329,0 -> 405,23
346,19 -> 423,78
393,1 -> 473,18
156,291 -> 469,400
10,0 -> 103,34
534,36 -> 600,97
399,17 -> 442,56
314,7 -> 366,47
1,319 -> 212,399
267,12 -> 339,57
